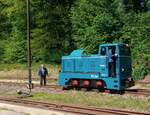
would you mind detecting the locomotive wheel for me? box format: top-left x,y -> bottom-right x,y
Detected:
96,81 -> 103,88
83,80 -> 90,87
72,80 -> 78,87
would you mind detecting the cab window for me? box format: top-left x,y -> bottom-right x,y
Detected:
108,46 -> 116,55
100,47 -> 106,56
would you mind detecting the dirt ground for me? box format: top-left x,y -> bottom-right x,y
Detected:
140,75 -> 150,83
0,102 -> 73,115
0,109 -> 27,115
0,82 -> 63,98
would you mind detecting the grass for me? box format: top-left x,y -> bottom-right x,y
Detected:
130,83 -> 150,89
140,84 -> 150,89
0,63 -> 60,78
28,91 -> 150,112
0,63 -> 27,71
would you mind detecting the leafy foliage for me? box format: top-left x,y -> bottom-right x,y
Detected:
0,0 -> 149,79
122,12 -> 150,80
70,0 -> 150,79
31,0 -> 73,62
70,0 -> 123,52
1,0 -> 27,63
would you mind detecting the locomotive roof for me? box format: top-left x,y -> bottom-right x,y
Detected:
100,43 -> 126,47
65,43 -> 128,57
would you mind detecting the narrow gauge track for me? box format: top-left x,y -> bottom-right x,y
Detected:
0,81 -> 60,89
0,81 -> 150,96
125,89 -> 150,96
0,97 -> 149,115
0,77 -> 57,81
136,81 -> 150,84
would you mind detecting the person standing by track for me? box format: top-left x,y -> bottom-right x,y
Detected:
38,64 -> 48,86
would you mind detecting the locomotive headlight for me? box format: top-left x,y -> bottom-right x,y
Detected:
122,68 -> 125,72
126,44 -> 129,47
114,53 -> 118,57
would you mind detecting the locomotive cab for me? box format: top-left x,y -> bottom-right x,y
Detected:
99,44 -> 134,89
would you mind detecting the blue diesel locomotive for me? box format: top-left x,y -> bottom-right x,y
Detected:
58,43 -> 134,92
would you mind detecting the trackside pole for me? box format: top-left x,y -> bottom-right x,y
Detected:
27,0 -> 32,93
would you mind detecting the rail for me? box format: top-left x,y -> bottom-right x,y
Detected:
0,97 -> 149,115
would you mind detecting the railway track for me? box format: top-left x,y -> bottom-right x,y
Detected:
136,81 -> 150,84
0,97 -> 149,115
0,80 -> 150,96
125,89 -> 150,96
0,81 -> 60,89
0,77 -> 57,81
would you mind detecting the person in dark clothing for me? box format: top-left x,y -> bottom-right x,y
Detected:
38,64 -> 48,86
108,49 -> 116,77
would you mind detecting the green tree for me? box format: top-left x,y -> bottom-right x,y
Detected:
70,0 -> 123,52
0,1 -> 11,62
70,0 -> 150,79
122,12 -> 150,80
31,0 -> 74,62
0,0 -> 149,80
2,0 -> 27,63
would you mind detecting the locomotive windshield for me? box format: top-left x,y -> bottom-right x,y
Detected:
100,47 -> 106,55
120,45 -> 131,56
